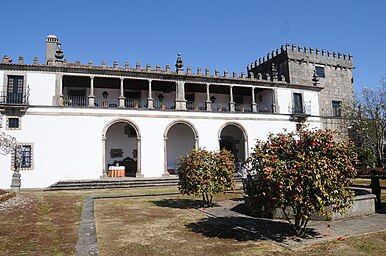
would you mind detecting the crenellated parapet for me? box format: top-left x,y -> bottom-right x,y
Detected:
1,53 -> 291,86
247,43 -> 354,85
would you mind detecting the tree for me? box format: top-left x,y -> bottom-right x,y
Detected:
344,78 -> 386,168
245,129 -> 358,237
177,149 -> 235,205
0,117 -> 17,156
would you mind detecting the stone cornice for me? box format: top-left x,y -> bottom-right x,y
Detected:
0,63 -> 323,91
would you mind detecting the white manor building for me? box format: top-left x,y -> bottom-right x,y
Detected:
0,35 -> 354,188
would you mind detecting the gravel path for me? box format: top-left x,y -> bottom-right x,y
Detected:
0,194 -> 35,213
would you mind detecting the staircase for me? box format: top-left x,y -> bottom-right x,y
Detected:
46,177 -> 180,191
46,174 -> 242,191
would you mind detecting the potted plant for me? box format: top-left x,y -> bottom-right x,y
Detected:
134,100 -> 139,109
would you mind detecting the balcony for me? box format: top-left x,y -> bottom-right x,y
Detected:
60,75 -> 277,114
289,101 -> 312,122
0,91 -> 29,105
186,101 -> 205,111
0,91 -> 29,114
235,103 -> 252,113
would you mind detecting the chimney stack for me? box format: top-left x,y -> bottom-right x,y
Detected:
45,35 -> 59,65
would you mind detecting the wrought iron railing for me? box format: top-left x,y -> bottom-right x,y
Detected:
211,103 -> 229,112
94,97 -> 119,108
257,105 -> 273,113
289,101 -> 312,115
0,91 -> 29,105
125,98 -> 146,109
235,103 -> 252,113
63,96 -> 88,107
154,99 -> 175,110
186,101 -> 206,111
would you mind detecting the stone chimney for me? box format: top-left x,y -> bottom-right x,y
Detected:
45,35 -> 59,65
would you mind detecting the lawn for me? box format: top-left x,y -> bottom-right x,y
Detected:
0,190 -> 83,256
94,188 -> 386,256
0,185 -> 385,255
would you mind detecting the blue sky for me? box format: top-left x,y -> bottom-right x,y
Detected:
0,0 -> 385,91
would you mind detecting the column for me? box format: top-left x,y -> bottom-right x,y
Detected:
88,76 -> 95,107
119,77 -> 125,108
272,88 -> 278,113
229,85 -> 235,112
58,74 -> 64,106
101,135 -> 108,178
175,81 -> 187,110
147,79 -> 154,109
251,86 -> 257,113
205,83 -> 211,111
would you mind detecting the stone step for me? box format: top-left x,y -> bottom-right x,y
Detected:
46,174 -> 242,191
46,177 -> 180,191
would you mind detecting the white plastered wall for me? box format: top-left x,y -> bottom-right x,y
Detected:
0,106 -> 322,189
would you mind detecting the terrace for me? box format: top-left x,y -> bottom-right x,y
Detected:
59,75 -> 276,114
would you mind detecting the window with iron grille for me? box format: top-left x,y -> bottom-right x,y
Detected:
11,143 -> 33,170
20,145 -> 32,168
332,100 -> 342,117
315,66 -> 325,78
6,117 -> 20,129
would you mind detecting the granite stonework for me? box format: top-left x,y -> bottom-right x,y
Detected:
247,44 -> 354,130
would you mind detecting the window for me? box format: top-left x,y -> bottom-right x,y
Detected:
293,93 -> 303,114
332,100 -> 342,117
315,66 -> 325,78
296,123 -> 303,131
20,145 -> 32,168
7,75 -> 24,104
6,117 -> 20,129
11,143 -> 33,170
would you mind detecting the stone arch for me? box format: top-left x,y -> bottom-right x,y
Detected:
218,122 -> 249,162
163,120 -> 199,175
102,118 -> 142,177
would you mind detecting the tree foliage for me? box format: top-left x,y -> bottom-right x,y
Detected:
344,78 -> 386,168
0,116 -> 17,156
177,149 -> 235,205
245,129 -> 358,237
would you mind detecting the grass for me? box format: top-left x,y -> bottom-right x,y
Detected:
94,188 -> 386,256
0,183 -> 385,255
0,191 -> 83,256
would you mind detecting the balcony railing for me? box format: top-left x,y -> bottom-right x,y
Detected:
154,99 -> 175,110
211,103 -> 229,112
94,97 -> 119,108
290,103 -> 312,115
125,98 -> 146,109
0,91 -> 29,105
257,105 -> 273,113
186,101 -> 206,111
63,96 -> 88,107
235,103 -> 252,113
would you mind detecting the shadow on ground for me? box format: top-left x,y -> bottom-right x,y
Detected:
376,202 -> 386,214
186,216 -> 319,243
152,198 -> 218,209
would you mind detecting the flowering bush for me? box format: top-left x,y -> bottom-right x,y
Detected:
245,129 -> 358,236
177,149 -> 235,205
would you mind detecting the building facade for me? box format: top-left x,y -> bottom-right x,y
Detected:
0,36 -> 354,188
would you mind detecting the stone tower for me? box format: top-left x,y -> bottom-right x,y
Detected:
247,44 -> 354,129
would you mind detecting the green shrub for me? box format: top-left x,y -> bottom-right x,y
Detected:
245,129 -> 358,236
177,149 -> 235,205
